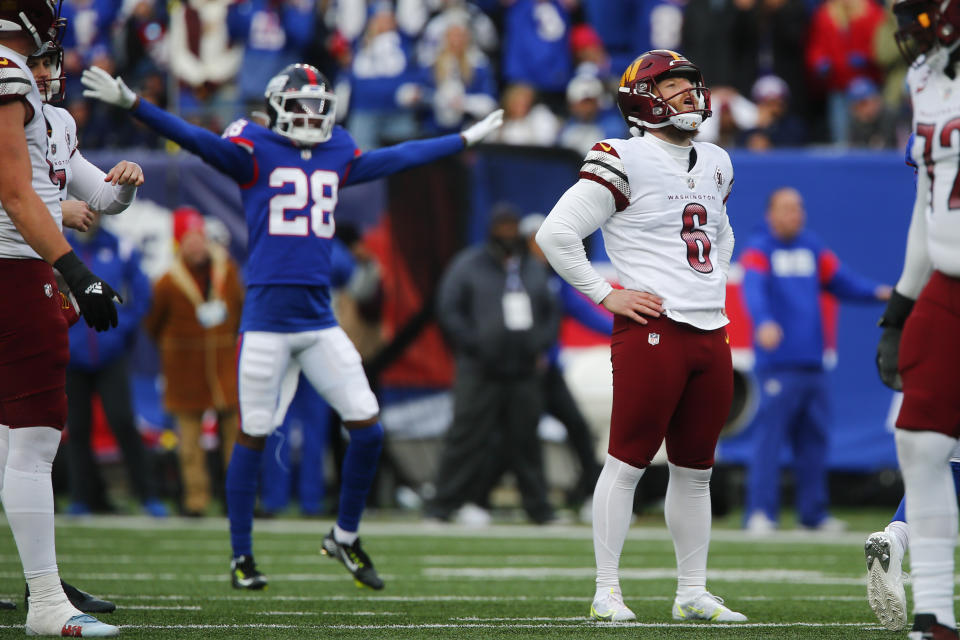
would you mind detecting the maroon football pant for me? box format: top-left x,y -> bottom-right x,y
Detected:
897,270 -> 960,436
0,258 -> 69,429
608,314 -> 733,470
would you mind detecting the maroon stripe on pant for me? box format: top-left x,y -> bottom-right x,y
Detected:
608,314 -> 732,469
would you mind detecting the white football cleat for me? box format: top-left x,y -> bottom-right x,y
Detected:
590,589 -> 636,622
672,592 -> 747,622
26,613 -> 119,637
865,530 -> 908,631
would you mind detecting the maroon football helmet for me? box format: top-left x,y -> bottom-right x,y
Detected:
894,0 -> 960,63
617,49 -> 711,133
0,0 -> 65,51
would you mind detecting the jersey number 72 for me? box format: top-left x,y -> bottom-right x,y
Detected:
268,167 -> 338,238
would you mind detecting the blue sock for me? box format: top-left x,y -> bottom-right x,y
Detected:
951,460 -> 960,495
226,443 -> 263,558
337,422 -> 383,533
891,496 -> 906,524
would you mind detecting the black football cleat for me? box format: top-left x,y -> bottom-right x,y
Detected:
0,599 -> 14,610
909,613 -> 960,640
230,555 -> 268,590
321,529 -> 384,590
25,581 -> 116,614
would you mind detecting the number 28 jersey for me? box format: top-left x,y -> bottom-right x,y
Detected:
582,134 -> 735,329
223,119 -> 359,289
907,57 -> 960,278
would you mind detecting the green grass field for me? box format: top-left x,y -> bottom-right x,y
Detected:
0,510 -> 933,638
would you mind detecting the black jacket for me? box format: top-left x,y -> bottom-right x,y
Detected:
437,244 -> 561,378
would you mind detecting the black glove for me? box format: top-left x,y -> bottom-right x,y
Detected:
876,290 -> 915,391
53,250 -> 122,332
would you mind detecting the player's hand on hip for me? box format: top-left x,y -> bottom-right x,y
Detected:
461,109 -> 504,147
601,289 -> 663,325
754,321 -> 783,351
61,200 -> 95,232
876,327 -> 903,390
81,66 -> 137,109
53,251 -> 123,332
105,160 -> 144,186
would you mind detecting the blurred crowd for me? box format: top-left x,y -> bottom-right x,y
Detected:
62,0 -> 908,153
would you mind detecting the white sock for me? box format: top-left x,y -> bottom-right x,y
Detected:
885,520 -> 910,556
24,573 -> 81,635
4,427 -> 78,630
896,429 -> 958,629
334,524 -> 357,546
0,424 -> 8,493
665,462 -> 712,603
592,454 -> 644,596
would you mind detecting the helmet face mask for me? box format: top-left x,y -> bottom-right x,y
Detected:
264,64 -> 337,147
27,41 -> 65,103
617,50 -> 711,134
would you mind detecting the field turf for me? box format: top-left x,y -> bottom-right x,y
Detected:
0,510 -> 931,638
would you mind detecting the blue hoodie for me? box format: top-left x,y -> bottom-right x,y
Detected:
67,228 -> 152,371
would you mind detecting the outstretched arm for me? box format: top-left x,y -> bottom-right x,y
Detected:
81,67 -> 254,184
344,109 -> 503,185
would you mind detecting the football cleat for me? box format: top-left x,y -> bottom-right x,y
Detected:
321,529 -> 384,590
25,582 -> 116,614
230,555 -> 268,590
908,613 -> 960,640
672,592 -> 747,622
865,530 -> 908,631
25,613 -> 119,637
589,589 -> 636,622
0,599 -> 14,610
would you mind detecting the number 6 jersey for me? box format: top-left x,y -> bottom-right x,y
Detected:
538,133 -> 735,330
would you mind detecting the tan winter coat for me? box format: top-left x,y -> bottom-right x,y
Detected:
143,244 -> 243,412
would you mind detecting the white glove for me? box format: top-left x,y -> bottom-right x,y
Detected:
461,108 -> 503,147
81,66 -> 137,109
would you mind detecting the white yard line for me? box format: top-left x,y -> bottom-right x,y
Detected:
0,571 -> 393,582
0,621 -> 890,631
14,514 -> 870,545
422,567 -> 867,585
256,611 -> 400,616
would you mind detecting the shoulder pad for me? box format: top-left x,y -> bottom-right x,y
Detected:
579,141 -> 630,211
0,58 -> 33,98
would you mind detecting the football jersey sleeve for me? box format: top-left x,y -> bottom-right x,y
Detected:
132,100 -> 254,184
68,150 -> 137,215
579,141 -> 630,212
0,58 -> 33,103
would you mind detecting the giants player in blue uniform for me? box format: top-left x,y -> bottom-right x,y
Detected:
80,63 -> 503,590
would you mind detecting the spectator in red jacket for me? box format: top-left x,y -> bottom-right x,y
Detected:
806,0 -> 886,145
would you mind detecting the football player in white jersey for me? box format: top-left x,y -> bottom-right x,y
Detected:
536,49 -> 745,624
0,0 -> 120,636
9,37 -> 145,620
27,41 -> 143,225
871,1 -> 960,638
